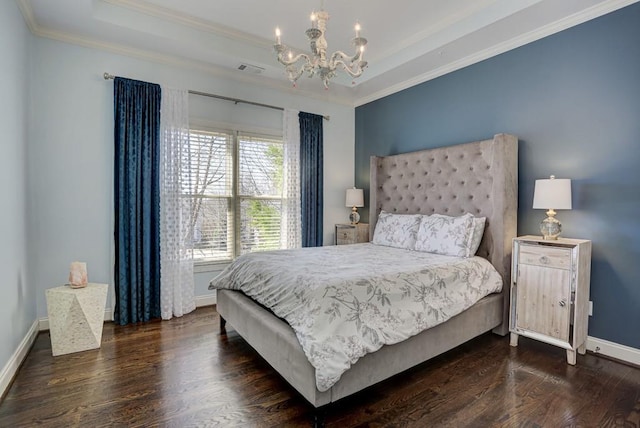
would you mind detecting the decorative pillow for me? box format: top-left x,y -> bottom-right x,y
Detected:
414,213 -> 477,257
372,211 -> 422,249
469,216 -> 487,256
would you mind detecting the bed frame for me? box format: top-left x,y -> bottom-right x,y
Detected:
216,133 -> 518,409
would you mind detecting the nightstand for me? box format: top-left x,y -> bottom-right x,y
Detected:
509,236 -> 591,365
335,223 -> 369,245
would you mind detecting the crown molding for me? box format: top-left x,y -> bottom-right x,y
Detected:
103,0 -> 506,75
368,0 -> 501,64
355,0 -> 640,106
106,0 -> 499,77
15,0 -> 38,33
17,0 -> 638,108
24,22 -> 353,107
16,0 -> 352,106
101,0 -> 272,50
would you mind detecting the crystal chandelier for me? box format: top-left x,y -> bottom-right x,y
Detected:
274,4 -> 368,89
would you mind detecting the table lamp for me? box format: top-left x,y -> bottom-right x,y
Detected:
345,187 -> 364,224
533,175 -> 572,240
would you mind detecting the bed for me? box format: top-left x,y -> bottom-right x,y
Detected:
210,133 -> 518,409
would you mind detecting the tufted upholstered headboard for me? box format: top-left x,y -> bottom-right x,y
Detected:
369,133 -> 518,333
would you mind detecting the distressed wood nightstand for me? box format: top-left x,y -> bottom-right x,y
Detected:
335,223 -> 369,245
509,236 -> 592,365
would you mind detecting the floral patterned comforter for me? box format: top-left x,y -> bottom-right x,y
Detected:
209,243 -> 502,392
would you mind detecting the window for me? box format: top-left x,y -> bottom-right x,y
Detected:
183,128 -> 284,263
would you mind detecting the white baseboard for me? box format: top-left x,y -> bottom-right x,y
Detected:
587,336 -> 640,366
195,293 -> 216,307
0,320 -> 39,399
4,292 -> 215,399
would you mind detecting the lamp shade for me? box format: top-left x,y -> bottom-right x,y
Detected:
345,188 -> 364,207
533,176 -> 572,210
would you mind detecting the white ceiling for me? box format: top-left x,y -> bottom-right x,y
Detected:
18,0 -> 638,106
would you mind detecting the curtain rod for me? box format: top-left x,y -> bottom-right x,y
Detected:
103,72 -> 329,121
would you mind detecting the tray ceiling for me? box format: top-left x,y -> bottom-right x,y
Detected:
19,0 -> 638,106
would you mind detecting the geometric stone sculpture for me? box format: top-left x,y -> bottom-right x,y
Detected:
46,283 -> 108,356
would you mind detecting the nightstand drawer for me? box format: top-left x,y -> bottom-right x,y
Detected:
519,244 -> 572,270
336,227 -> 356,244
335,223 -> 369,245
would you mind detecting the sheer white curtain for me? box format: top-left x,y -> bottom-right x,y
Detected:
281,108 -> 302,249
160,87 -> 195,319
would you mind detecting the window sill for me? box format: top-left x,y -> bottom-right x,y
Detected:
193,260 -> 231,274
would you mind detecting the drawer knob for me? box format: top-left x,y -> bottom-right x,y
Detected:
559,300 -> 566,307
540,256 -> 550,264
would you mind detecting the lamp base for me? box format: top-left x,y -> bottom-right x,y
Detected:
540,210 -> 562,240
349,207 -> 360,224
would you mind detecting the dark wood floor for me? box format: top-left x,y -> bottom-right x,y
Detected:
1,306 -> 638,427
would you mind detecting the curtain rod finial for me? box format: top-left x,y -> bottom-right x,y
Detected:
103,72 -> 115,80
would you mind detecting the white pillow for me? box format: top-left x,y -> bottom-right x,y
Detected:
414,213 -> 477,257
372,211 -> 422,249
468,216 -> 487,256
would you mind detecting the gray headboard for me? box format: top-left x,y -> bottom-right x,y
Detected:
369,133 -> 518,332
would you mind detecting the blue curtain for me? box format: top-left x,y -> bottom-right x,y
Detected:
299,112 -> 324,247
113,77 -> 162,325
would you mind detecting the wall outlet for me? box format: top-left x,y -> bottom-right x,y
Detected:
589,301 -> 593,316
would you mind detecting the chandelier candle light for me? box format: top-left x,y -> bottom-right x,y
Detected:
274,4 -> 368,89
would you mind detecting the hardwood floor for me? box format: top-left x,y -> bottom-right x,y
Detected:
1,306 -> 638,427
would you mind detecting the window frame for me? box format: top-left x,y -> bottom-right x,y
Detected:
186,124 -> 284,269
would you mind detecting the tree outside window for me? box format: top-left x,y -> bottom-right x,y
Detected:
183,129 -> 284,263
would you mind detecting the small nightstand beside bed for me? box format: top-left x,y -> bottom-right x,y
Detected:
209,133 -> 518,410
335,223 -> 369,245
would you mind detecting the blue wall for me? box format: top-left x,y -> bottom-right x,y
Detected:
355,4 -> 640,349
